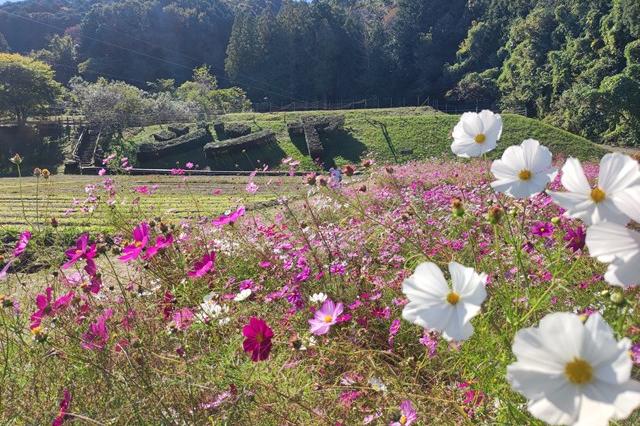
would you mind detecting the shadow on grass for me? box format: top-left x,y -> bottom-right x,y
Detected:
320,129 -> 368,170
137,139 -> 288,172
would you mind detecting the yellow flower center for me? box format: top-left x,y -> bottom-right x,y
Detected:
590,187 -> 606,203
564,357 -> 593,385
31,326 -> 42,335
323,315 -> 333,323
474,133 -> 486,144
399,415 -> 408,425
446,292 -> 460,305
134,241 -> 144,248
518,170 -> 532,181
75,249 -> 83,255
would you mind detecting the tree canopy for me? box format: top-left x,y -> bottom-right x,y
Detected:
0,0 -> 639,144
0,52 -> 62,125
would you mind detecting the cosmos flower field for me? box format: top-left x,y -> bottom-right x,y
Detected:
1,112 -> 640,425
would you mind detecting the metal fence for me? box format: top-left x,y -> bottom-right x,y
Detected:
252,97 -> 527,116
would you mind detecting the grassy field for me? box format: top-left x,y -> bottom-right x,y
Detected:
0,174 -> 297,231
127,108 -> 607,171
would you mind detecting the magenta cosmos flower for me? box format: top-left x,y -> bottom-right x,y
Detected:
564,225 -> 586,252
30,287 -> 75,330
13,230 -> 31,257
242,317 -> 273,362
212,206 -> 245,227
309,299 -> 343,335
530,221 -> 554,238
63,233 -> 98,274
187,251 -> 216,278
142,234 -> 173,260
119,222 -> 150,262
81,308 -> 113,351
52,388 -> 72,426
390,400 -> 417,426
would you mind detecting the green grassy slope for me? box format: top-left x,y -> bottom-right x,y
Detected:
127,108 -> 606,170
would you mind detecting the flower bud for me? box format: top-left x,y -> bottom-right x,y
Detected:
342,165 -> 355,176
451,197 -> 465,217
610,291 -> 625,305
10,154 -> 22,165
487,205 -> 504,225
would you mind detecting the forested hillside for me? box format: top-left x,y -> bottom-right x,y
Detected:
1,0 -> 639,145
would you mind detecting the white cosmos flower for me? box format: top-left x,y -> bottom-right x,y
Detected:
233,288 -> 252,302
507,312 -> 640,426
451,110 -> 503,158
549,154 -> 640,225
491,139 -> 557,199
309,292 -> 328,304
401,261 -> 487,341
196,293 -> 230,323
585,222 -> 640,288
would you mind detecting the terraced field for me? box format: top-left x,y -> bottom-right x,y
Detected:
0,174 -> 298,230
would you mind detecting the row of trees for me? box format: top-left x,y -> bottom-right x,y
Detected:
0,53 -> 251,129
1,0 -> 639,145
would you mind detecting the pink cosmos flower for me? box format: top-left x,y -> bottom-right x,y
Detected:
419,331 -> 438,358
30,287 -> 75,330
185,162 -> 194,169
13,230 -> 31,257
187,252 -> 216,278
133,185 -> 150,195
309,299 -> 343,335
212,206 -> 245,227
390,400 -> 417,426
81,308 -> 113,350
62,233 -> 97,273
119,223 -> 150,262
173,307 -> 194,330
98,168 -> 107,176
246,181 -> 259,193
142,234 -> 173,260
52,388 -> 72,426
530,221 -> 554,238
388,319 -> 401,347
242,317 -> 273,362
